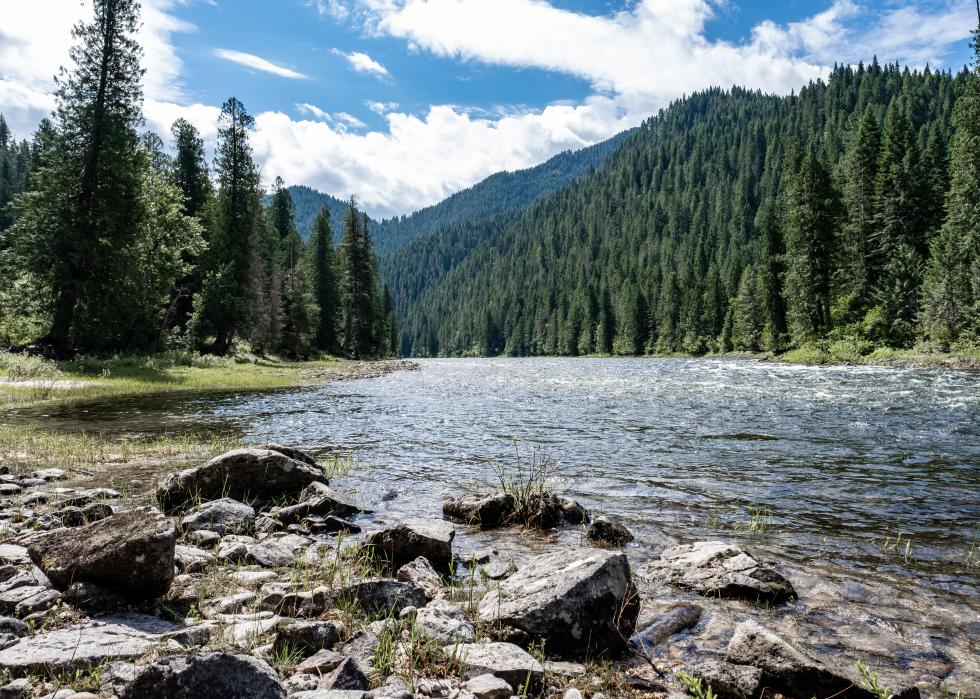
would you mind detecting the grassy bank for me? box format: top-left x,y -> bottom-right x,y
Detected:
0,350 -> 400,472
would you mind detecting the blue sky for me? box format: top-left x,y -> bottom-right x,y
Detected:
1,0 -> 975,217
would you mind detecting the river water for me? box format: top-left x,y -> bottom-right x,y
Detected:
12,358 -> 980,691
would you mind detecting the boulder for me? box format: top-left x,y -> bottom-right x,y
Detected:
446,642 -> 543,689
294,648 -> 344,675
320,658 -> 370,691
26,507 -> 176,598
689,661 -> 762,699
116,652 -> 286,699
414,601 -> 476,644
264,443 -> 319,468
272,620 -> 343,656
365,520 -> 455,572
273,486 -> 365,525
0,614 -> 182,675
442,493 -> 515,529
586,517 -> 634,547
395,556 -> 443,600
726,621 -> 920,699
646,541 -> 795,603
174,545 -> 215,574
180,498 -> 255,535
477,548 -> 639,659
156,448 -> 327,513
559,498 -> 589,525
335,579 -> 426,616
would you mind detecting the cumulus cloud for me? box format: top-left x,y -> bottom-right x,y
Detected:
1,0 -> 973,217
213,49 -> 308,79
331,49 -> 390,78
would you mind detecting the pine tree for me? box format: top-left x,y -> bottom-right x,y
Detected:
873,102 -> 926,264
193,97 -> 261,355
170,118 -> 210,219
783,151 -> 837,339
339,199 -> 378,358
11,0 -> 145,356
732,266 -> 764,351
380,284 -> 398,357
309,206 -> 339,353
841,106 -> 881,307
755,197 -> 788,350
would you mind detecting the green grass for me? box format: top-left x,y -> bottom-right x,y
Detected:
0,350 -> 346,410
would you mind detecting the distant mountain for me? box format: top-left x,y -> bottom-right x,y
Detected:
271,129 -> 632,252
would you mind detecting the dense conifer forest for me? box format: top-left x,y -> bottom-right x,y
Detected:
0,0 -> 395,360
385,55 -> 980,358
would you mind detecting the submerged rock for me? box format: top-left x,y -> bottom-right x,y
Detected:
366,520 -> 455,572
26,507 -> 176,598
477,547 -> 639,660
156,448 -> 327,512
116,652 -> 286,699
180,498 -> 256,535
646,541 -> 795,603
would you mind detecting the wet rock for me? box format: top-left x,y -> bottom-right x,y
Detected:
174,544 -> 215,574
477,547 -> 639,660
726,620 -> 920,699
646,541 -> 795,603
442,493 -> 515,529
395,556 -> 443,600
415,600 -> 476,644
586,517 -> 634,547
180,498 -> 255,535
689,661 -> 762,699
630,602 -> 702,651
447,642 -> 543,689
57,502 -> 113,527
274,487 -> 365,525
272,620 -> 343,656
157,448 -> 328,513
366,520 -> 455,572
560,498 -> 589,525
463,674 -> 512,699
26,507 -> 176,599
0,614 -> 182,675
521,492 -> 564,529
335,579 -> 426,616
321,658 -> 371,691
115,652 -> 286,699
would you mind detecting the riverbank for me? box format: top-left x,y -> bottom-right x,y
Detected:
0,351 -> 415,472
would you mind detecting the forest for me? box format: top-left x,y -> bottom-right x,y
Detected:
0,0 -> 395,360
386,54 -> 980,359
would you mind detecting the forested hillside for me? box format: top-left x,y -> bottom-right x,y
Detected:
279,132 -> 628,252
389,57 -> 980,358
274,185 -> 351,244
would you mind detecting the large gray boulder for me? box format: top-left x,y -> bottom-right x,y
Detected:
646,541 -> 795,603
334,579 -> 426,616
726,621 -> 921,699
180,498 -> 255,535
0,614 -> 182,676
26,507 -> 176,598
157,448 -> 328,512
273,485 -> 365,525
116,652 -> 286,699
477,547 -> 639,659
365,520 -> 455,572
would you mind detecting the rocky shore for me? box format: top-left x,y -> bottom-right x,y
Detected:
0,446 -> 966,698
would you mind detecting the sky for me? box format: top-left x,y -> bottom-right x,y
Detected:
0,0 -> 975,218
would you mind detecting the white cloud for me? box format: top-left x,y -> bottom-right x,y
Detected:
213,49 -> 308,79
295,103 -> 368,131
312,0 -> 350,20
365,100 -> 399,114
331,49 -> 390,78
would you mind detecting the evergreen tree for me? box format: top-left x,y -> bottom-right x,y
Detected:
841,106 -> 881,307
755,197 -> 788,350
731,266 -> 764,351
339,200 -> 378,358
308,207 -> 340,353
873,102 -> 926,262
193,97 -> 261,355
170,118 -> 210,219
783,151 -> 837,339
11,0 -> 145,356
381,284 -> 398,357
